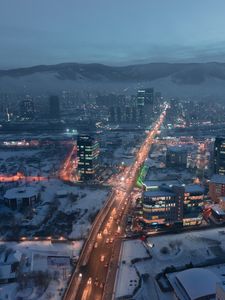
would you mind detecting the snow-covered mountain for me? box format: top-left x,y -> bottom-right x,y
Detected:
1,62 -> 225,99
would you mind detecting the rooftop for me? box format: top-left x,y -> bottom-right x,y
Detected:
4,186 -> 38,199
143,179 -> 181,189
167,145 -> 188,153
175,268 -> 219,300
144,190 -> 175,198
211,174 -> 225,185
185,184 -> 204,194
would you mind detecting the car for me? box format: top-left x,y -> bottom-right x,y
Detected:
87,277 -> 92,285
100,255 -> 105,262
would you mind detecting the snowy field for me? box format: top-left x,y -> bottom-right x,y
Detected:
115,239 -> 150,298
0,179 -> 109,239
0,146 -> 66,177
116,228 -> 225,300
0,240 -> 83,300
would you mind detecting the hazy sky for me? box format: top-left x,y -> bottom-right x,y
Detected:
1,0 -> 225,68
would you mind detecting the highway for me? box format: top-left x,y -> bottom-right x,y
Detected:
63,105 -> 168,300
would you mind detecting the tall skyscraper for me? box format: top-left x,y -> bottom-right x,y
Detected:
77,135 -> 99,180
214,137 -> 225,175
49,95 -> 60,119
136,88 -> 154,123
144,88 -> 154,106
20,96 -> 35,120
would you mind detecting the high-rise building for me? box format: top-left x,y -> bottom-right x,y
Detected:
144,88 -> 154,106
77,135 -> 99,180
20,96 -> 35,120
49,95 -> 60,119
136,88 -> 154,123
214,137 -> 225,175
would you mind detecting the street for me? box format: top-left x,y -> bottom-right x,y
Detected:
63,105 -> 168,300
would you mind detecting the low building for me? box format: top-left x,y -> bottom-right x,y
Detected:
143,179 -> 181,191
4,187 -> 39,209
141,184 -> 204,227
142,187 -> 183,226
0,264 -> 17,284
168,268 -> 219,300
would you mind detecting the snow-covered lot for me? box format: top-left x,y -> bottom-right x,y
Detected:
115,239 -> 151,299
0,146 -> 66,177
0,179 -> 109,239
116,228 -> 225,300
0,240 -> 82,300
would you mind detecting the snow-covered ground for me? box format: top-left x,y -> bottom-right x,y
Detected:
0,178 -> 109,239
115,228 -> 225,300
0,147 -> 65,177
115,239 -> 150,298
0,240 -> 83,300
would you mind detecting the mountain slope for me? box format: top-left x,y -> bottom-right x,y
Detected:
1,62 -> 225,98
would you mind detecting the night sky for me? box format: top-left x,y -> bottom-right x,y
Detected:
1,0 -> 225,68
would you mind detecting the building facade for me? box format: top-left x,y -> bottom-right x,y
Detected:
209,174 -> 225,203
20,96 -> 35,120
214,137 -> 225,175
166,146 -> 187,168
49,95 -> 60,119
77,135 -> 99,180
141,184 -> 204,227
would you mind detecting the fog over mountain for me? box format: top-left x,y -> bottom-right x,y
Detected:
1,62 -> 225,100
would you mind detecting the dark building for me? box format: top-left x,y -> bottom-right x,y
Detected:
214,137 -> 225,175
166,146 -> 187,168
144,88 -> 154,105
49,96 -> 60,119
136,88 -> 154,123
20,96 -> 35,120
77,135 -> 99,180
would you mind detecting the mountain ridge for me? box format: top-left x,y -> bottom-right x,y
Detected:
1,62 -> 225,98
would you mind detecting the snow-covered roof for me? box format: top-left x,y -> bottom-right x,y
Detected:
185,184 -> 204,194
4,186 -> 38,200
167,145 -> 188,153
56,190 -> 68,197
175,268 -> 219,300
144,190 -> 175,198
0,264 -> 16,280
211,174 -> 225,185
143,180 -> 181,189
